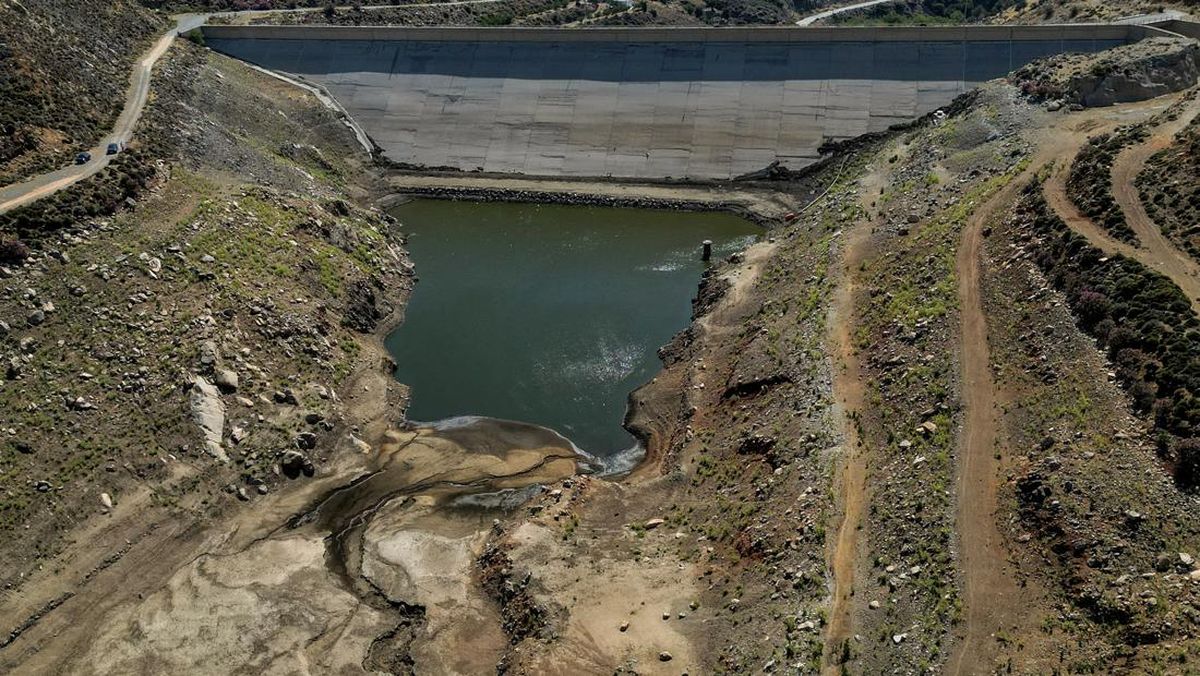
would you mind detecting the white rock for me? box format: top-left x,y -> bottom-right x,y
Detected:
214,368 -> 239,392
349,434 -> 371,454
190,376 -> 228,462
100,492 -> 113,509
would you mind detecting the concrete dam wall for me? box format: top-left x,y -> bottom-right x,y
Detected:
204,25 -> 1156,180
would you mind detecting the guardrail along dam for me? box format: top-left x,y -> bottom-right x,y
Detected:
204,25 -> 1159,179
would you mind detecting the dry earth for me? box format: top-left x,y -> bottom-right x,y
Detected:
3,16 -> 1200,676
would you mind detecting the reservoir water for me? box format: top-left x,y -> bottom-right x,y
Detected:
385,199 -> 759,462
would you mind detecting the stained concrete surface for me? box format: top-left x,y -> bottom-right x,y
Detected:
207,30 -> 1129,179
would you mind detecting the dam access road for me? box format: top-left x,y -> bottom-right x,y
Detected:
203,22 -> 1178,180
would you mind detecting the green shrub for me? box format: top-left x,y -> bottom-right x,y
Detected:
1024,178 -> 1200,488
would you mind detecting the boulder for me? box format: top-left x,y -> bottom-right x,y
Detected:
189,376 -> 228,462
281,450 -> 316,479
199,340 -> 219,368
1068,40 -> 1200,107
273,389 -> 299,405
214,368 -> 239,393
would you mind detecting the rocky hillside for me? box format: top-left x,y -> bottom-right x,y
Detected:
0,41 -> 410,598
823,0 -> 1195,25
226,0 -> 823,27
0,0 -> 163,185
994,0 -> 1196,24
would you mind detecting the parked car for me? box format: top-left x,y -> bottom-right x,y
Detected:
74,152 -> 91,165
105,142 -> 123,156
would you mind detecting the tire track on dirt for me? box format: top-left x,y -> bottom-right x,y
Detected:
1042,164 -> 1200,313
822,154 -> 894,673
949,118 -> 1109,673
950,97 -> 1180,673
949,162 -> 1033,674
1110,98 -> 1200,310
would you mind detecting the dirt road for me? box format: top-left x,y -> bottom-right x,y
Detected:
0,15 -> 208,215
1041,165 -> 1200,313
795,0 -> 901,25
1042,95 -> 1200,314
820,149 -> 902,672
949,97 -> 1181,673
950,160 -> 1033,674
1109,98 -> 1200,309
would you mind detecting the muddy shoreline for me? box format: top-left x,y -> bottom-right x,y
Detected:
381,184 -> 784,228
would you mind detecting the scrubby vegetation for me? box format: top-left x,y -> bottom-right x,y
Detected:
0,152 -> 160,242
1024,180 -> 1200,488
240,0 -> 584,25
1066,127 -> 1147,244
1138,115 -> 1200,262
831,0 -> 1017,25
0,0 -> 162,184
140,0 -> 417,8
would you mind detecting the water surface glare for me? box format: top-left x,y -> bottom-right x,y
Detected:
385,199 -> 760,458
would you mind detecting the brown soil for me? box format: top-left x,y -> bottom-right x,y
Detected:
949,144 -> 1040,676
1043,94 -> 1200,315
1110,96 -> 1200,311
820,148 -> 898,671
948,94 -> 1187,674
1044,161 -> 1200,313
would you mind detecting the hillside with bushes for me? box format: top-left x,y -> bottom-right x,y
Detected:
0,0 -> 162,185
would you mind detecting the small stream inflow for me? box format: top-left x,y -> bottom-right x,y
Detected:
385,199 -> 760,467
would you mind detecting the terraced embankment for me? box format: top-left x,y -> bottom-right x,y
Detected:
1111,95 -> 1200,307
1044,100 -> 1200,315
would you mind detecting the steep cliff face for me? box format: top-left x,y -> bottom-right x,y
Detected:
1069,39 -> 1200,107
1012,37 -> 1200,108
0,0 -> 163,184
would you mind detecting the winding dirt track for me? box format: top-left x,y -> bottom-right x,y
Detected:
1109,99 -> 1200,311
1042,163 -> 1200,315
950,96 -> 1185,673
820,157 -> 889,673
950,159 -> 1033,675
1043,96 -> 1200,315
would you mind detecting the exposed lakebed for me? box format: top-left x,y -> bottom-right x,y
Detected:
385,199 -> 760,463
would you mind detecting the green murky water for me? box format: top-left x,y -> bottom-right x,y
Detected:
385,199 -> 759,464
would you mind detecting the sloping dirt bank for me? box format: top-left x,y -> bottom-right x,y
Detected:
16,421 -> 578,674
1110,93 -> 1200,309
